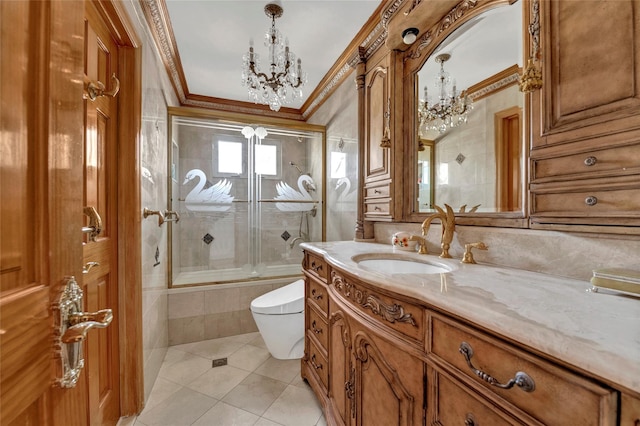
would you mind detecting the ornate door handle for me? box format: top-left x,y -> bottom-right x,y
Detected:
84,73 -> 120,101
53,277 -> 113,388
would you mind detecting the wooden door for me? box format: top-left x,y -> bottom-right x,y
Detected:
0,1 -> 138,424
0,1 -> 87,424
83,2 -> 121,424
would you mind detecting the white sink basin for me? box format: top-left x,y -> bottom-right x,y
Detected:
352,253 -> 453,275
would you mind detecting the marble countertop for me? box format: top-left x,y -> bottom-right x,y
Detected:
300,241 -> 640,395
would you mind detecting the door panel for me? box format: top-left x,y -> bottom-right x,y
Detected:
84,2 -> 121,424
0,1 -> 86,425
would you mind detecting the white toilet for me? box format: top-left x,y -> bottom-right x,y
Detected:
250,279 -> 305,359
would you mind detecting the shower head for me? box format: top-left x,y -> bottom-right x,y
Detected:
289,161 -> 303,175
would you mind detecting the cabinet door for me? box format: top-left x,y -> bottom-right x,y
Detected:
350,318 -> 425,426
364,57 -> 392,183
532,0 -> 640,149
328,303 -> 352,425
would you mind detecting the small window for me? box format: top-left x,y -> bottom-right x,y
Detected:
330,151 -> 346,179
255,144 -> 277,175
218,140 -> 243,174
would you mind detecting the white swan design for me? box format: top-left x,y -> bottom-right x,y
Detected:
183,169 -> 234,212
335,177 -> 356,210
274,174 -> 317,212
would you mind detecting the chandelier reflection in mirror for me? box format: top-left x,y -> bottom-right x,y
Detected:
241,1 -> 307,112
419,53 -> 472,135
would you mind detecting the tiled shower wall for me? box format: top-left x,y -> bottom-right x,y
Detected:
308,69 -> 359,241
122,0 -> 178,401
167,279 -> 291,345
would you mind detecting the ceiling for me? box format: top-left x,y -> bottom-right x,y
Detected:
163,0 -> 383,111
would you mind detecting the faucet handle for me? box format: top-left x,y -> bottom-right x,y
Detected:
461,242 -> 488,264
409,235 -> 427,254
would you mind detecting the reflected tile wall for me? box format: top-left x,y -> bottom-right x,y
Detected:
122,0 -> 180,402
307,71 -> 359,241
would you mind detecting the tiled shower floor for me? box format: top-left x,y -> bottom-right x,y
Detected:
133,332 -> 326,426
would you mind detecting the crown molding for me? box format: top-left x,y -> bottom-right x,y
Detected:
139,0 -> 389,120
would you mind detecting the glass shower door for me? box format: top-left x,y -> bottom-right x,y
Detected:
169,115 -> 324,286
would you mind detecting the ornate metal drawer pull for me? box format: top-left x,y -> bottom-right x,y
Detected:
311,320 -> 323,334
311,261 -> 323,272
311,288 -> 323,300
585,196 -> 598,206
464,413 -> 476,426
584,156 -> 598,166
310,354 -> 323,370
459,342 -> 535,392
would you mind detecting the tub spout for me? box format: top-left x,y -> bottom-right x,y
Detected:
289,237 -> 305,248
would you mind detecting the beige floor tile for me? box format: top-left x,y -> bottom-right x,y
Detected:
230,331 -> 261,344
248,333 -> 268,350
222,373 -> 288,416
158,353 -> 212,386
187,335 -> 246,359
192,402 -> 259,426
186,364 -> 251,400
144,377 -> 183,411
261,384 -> 322,426
254,357 -> 301,384
315,415 -> 327,426
254,418 -> 283,426
136,387 -> 216,426
228,344 -> 271,372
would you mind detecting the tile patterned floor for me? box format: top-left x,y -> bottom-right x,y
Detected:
133,332 -> 326,426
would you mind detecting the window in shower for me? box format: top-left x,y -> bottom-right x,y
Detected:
168,113 -> 325,287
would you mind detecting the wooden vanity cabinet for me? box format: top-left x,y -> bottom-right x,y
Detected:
529,0 -> 640,233
302,250 -> 626,425
302,252 -> 330,397
326,269 -> 425,426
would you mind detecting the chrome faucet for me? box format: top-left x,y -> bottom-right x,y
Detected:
419,204 -> 456,258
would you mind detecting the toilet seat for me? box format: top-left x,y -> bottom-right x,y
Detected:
250,279 -> 304,315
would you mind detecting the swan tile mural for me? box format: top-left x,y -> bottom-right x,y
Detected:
183,169 -> 234,212
274,174 -> 317,212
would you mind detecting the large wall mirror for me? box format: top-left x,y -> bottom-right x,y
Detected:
404,0 -> 527,226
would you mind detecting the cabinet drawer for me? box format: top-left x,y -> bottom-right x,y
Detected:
431,370 -> 525,426
306,276 -> 328,315
304,252 -> 327,281
306,336 -> 328,390
365,183 -> 390,199
532,186 -> 640,215
430,315 -> 617,426
532,144 -> 640,181
307,302 -> 328,350
330,270 -> 424,344
364,200 -> 391,216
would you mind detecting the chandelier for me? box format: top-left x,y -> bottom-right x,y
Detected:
241,1 -> 307,112
418,53 -> 472,135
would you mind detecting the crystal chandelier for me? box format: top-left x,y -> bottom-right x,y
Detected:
241,1 -> 307,112
418,53 -> 473,134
